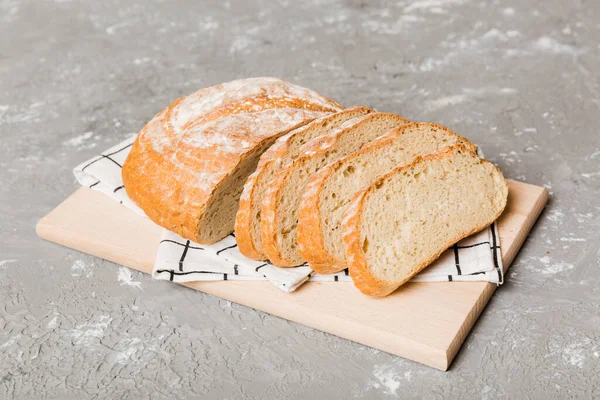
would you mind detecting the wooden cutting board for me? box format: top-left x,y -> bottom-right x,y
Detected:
36,179 -> 547,370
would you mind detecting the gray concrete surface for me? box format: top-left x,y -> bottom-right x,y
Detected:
1,0 -> 599,398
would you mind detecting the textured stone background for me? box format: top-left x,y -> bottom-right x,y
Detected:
1,0 -> 599,398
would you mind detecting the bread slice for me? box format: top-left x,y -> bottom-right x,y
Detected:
235,106 -> 374,260
343,144 -> 508,297
122,77 -> 342,244
261,112 -> 409,267
298,122 -> 476,274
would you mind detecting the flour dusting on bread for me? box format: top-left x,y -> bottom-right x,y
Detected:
122,77 -> 342,244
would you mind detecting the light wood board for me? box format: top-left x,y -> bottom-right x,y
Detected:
36,179 -> 547,370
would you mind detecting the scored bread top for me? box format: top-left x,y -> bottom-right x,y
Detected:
261,112 -> 409,267
235,106 -> 374,260
342,144 -> 508,297
297,122 -> 476,273
122,77 -> 342,243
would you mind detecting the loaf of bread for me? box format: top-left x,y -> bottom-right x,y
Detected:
342,144 -> 508,297
235,106 -> 374,260
261,112 -> 409,267
297,122 -> 475,274
122,77 -> 342,244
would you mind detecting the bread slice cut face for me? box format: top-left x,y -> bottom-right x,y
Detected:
298,122 -> 475,273
261,112 -> 409,267
235,107 -> 374,260
342,144 -> 508,297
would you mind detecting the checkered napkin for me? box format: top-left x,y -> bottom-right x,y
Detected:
73,136 -> 503,292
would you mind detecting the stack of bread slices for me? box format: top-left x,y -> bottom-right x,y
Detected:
122,78 -> 508,297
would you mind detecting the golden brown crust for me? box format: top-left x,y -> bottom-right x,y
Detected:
299,122 -> 476,274
343,144 -> 508,297
122,77 -> 342,244
235,107 -> 374,260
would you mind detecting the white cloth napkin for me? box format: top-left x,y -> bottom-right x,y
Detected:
73,136 -> 504,292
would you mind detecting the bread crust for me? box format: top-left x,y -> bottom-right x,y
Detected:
342,144 -> 508,297
261,112 -> 409,267
122,77 -> 342,244
298,122 -> 476,274
235,107 -> 373,260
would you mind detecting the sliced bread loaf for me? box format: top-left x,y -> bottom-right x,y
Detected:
342,144 -> 508,297
297,122 -> 476,274
261,112 -> 409,267
235,106 -> 374,260
122,77 -> 342,244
